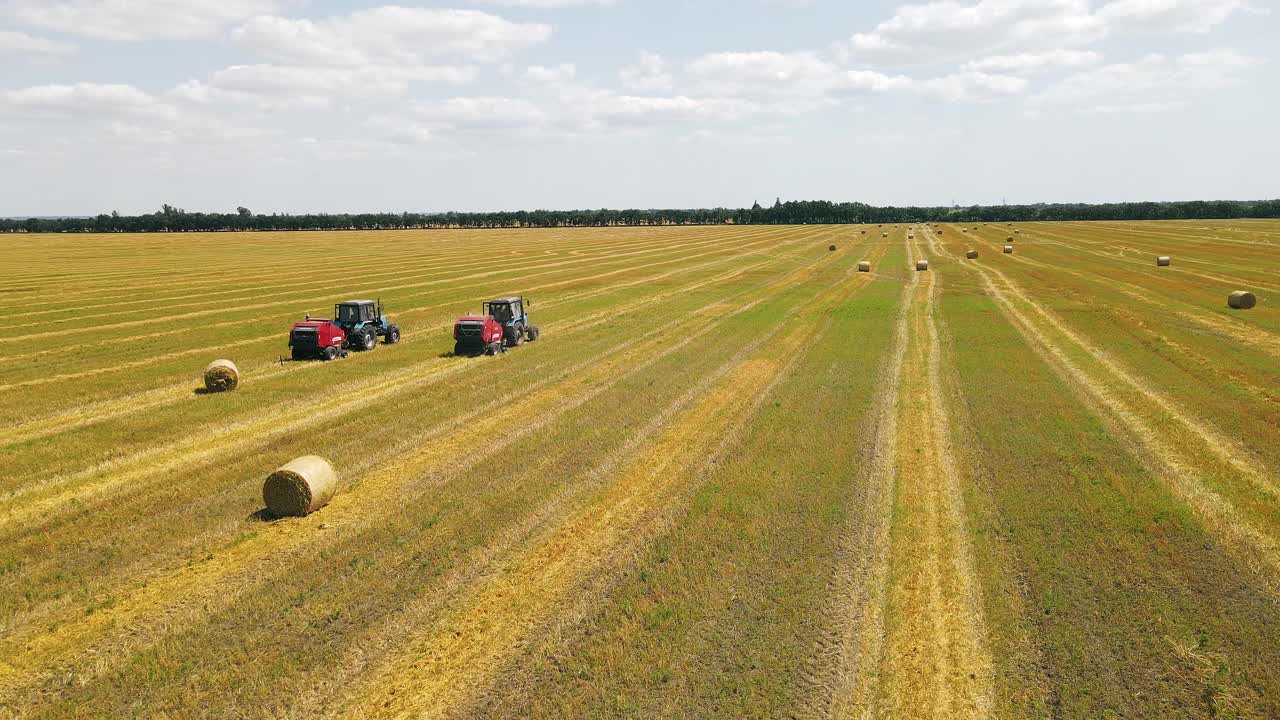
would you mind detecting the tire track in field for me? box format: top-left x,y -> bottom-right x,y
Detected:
327,261 -> 848,720
18,227 -> 689,316
11,228 -> 674,303
0,228 -> 809,386
0,227 -> 828,447
0,229 -> 767,343
17,227 -> 731,324
1027,226 -> 1280,293
808,231 -> 915,720
0,242 -> 846,681
0,231 -> 836,524
964,233 -> 1280,494
972,228 -> 1280,361
877,231 -> 992,718
930,230 -> 1280,597
833,229 -> 992,719
0,283 -> 799,702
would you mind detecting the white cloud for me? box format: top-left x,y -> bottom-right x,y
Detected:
0,29 -> 76,59
1,82 -> 175,119
1097,0 -> 1245,34
846,0 -> 1105,66
688,50 -> 910,98
962,49 -> 1101,74
171,64 -> 476,109
415,96 -> 548,131
7,0 -> 284,41
1032,49 -> 1260,111
919,70 -> 1028,102
523,63 -> 578,85
620,51 -> 674,93
232,7 -> 552,66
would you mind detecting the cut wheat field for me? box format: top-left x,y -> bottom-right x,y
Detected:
1,221 -> 1278,719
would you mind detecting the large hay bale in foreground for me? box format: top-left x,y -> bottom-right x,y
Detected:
263,455 -> 338,517
916,260 -> 929,271
858,261 -> 871,272
203,359 -> 239,393
1004,245 -> 1014,254
1228,291 -> 1257,310
1156,256 -> 1171,267
966,249 -> 978,259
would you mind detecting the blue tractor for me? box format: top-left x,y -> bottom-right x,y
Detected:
486,296 -> 539,348
332,299 -> 401,352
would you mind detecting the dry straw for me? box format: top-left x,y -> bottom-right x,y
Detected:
917,260 -> 929,271
966,250 -> 979,259
859,261 -> 872,272
203,359 -> 239,393
263,455 -> 338,517
1228,291 -> 1257,310
1157,256 -> 1171,267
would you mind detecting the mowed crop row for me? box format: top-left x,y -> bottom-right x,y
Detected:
1,221 -> 1278,719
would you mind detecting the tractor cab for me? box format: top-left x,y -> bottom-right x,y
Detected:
329,299 -> 401,352
483,297 -> 525,327
336,300 -> 378,326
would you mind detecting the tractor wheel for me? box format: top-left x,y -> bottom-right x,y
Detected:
506,324 -> 524,347
323,346 -> 339,361
360,328 -> 376,351
385,325 -> 401,344
527,325 -> 540,342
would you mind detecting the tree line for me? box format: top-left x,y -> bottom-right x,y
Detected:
5,198 -> 1279,234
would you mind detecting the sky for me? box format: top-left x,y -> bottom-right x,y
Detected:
0,0 -> 1277,215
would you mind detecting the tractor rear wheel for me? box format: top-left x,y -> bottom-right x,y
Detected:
385,325 -> 401,344
323,346 -> 339,361
527,325 -> 540,342
506,324 -> 524,347
359,328 -> 376,351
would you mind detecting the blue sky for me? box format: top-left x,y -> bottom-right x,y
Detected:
1,0 -> 1276,215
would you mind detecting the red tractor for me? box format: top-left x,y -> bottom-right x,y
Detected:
453,296 -> 539,356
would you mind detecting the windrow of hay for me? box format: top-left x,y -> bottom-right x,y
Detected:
263,455 -> 338,517
1004,245 -> 1014,254
917,260 -> 929,271
202,359 -> 239,393
1228,291 -> 1257,310
859,261 -> 872,272
1157,256 -> 1171,267
966,250 -> 979,259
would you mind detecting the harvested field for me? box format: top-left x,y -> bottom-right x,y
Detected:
2,221 -> 1279,719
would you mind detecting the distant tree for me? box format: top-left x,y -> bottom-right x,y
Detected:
752,200 -> 762,211
237,206 -> 253,217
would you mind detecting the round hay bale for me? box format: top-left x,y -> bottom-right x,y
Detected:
962,228 -> 968,233
1014,229 -> 1021,234
966,249 -> 978,259
1228,291 -> 1257,310
203,359 -> 239,393
858,261 -> 872,272
1004,245 -> 1014,254
828,244 -> 837,252
1007,236 -> 1014,242
882,232 -> 888,238
916,260 -> 929,271
263,455 -> 338,518
1156,256 -> 1171,267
